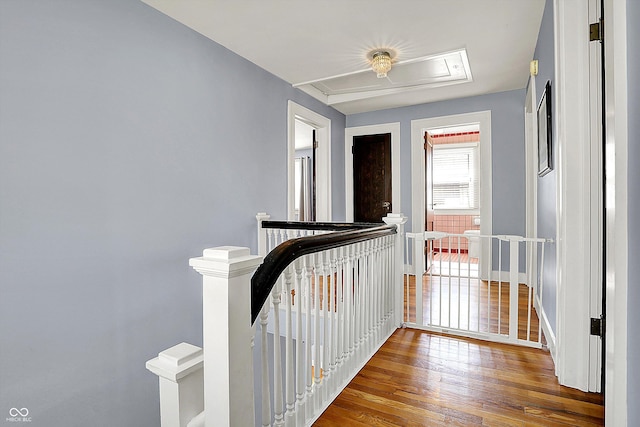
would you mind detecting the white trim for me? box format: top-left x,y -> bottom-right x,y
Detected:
525,75 -> 538,289
553,0 -> 592,391
287,101 -> 332,221
410,111 -> 492,279
604,0 -> 628,423
587,0 -> 603,394
535,294 -> 557,363
345,123 -> 400,222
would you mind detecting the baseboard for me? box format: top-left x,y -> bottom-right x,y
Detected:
535,294 -> 557,364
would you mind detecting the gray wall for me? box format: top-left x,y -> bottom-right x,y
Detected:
532,0 -> 557,335
627,0 -> 640,422
0,1 -> 344,426
347,89 -> 526,239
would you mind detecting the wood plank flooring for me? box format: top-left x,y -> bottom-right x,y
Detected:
314,329 -> 604,426
405,274 -> 544,344
314,329 -> 604,427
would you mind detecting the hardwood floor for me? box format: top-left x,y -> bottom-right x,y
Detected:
314,329 -> 604,426
405,274 -> 544,344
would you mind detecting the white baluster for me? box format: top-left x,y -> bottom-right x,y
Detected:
304,256 -> 314,422
283,267 -> 295,427
260,305 -> 271,427
345,244 -> 355,378
328,248 -> 338,395
353,242 -> 362,355
361,241 -> 369,351
312,252 -> 321,412
268,229 -> 275,254
374,238 -> 382,334
389,234 -> 396,320
272,280 -> 284,427
321,250 -> 330,403
294,259 -> 305,427
335,246 -> 345,382
367,240 -> 374,348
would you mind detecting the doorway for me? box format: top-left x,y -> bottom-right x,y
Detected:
287,101 -> 331,221
345,123 -> 400,222
424,125 -> 481,277
353,133 -> 392,223
294,119 -> 316,221
411,111 -> 492,280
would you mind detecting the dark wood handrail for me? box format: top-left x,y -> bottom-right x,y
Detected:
261,220 -> 383,231
251,223 -> 396,324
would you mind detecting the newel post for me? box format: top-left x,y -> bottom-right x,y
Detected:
145,343 -> 204,427
256,212 -> 271,257
383,213 -> 407,327
189,246 -> 262,427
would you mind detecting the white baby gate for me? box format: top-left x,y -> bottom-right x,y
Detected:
404,231 -> 552,348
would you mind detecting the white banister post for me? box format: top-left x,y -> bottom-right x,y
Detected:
146,343 -> 204,427
383,213 -> 408,327
256,212 -> 271,257
189,246 -> 263,427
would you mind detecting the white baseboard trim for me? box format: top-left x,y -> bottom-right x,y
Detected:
535,294 -> 557,364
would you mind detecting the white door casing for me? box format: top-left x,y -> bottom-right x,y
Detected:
603,0 -> 628,423
587,0 -> 604,394
345,123 -> 400,222
410,111 -> 492,280
287,101 -> 331,221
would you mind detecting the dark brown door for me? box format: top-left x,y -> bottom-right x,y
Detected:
353,133 -> 392,223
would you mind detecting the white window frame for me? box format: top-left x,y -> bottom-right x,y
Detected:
432,141 -> 480,215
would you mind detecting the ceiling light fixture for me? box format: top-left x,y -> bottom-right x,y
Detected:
371,51 -> 392,78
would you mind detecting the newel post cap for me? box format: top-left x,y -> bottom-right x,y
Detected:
146,342 -> 203,382
189,246 -> 262,278
383,213 -> 408,225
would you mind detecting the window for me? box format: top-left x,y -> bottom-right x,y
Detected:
432,142 -> 479,211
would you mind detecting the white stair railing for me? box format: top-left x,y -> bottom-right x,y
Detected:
147,213 -> 407,427
251,214 -> 406,426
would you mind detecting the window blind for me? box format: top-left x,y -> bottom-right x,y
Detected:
432,143 -> 479,210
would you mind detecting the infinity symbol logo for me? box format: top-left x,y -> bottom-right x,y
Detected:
9,408 -> 29,417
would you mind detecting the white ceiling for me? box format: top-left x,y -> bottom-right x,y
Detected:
141,0 -> 546,115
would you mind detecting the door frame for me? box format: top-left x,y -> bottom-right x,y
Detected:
552,0 -> 612,395
345,123 -> 400,222
602,0 -> 628,423
525,75 -> 538,289
410,111 -> 492,279
587,0 -> 604,394
288,101 -> 331,221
